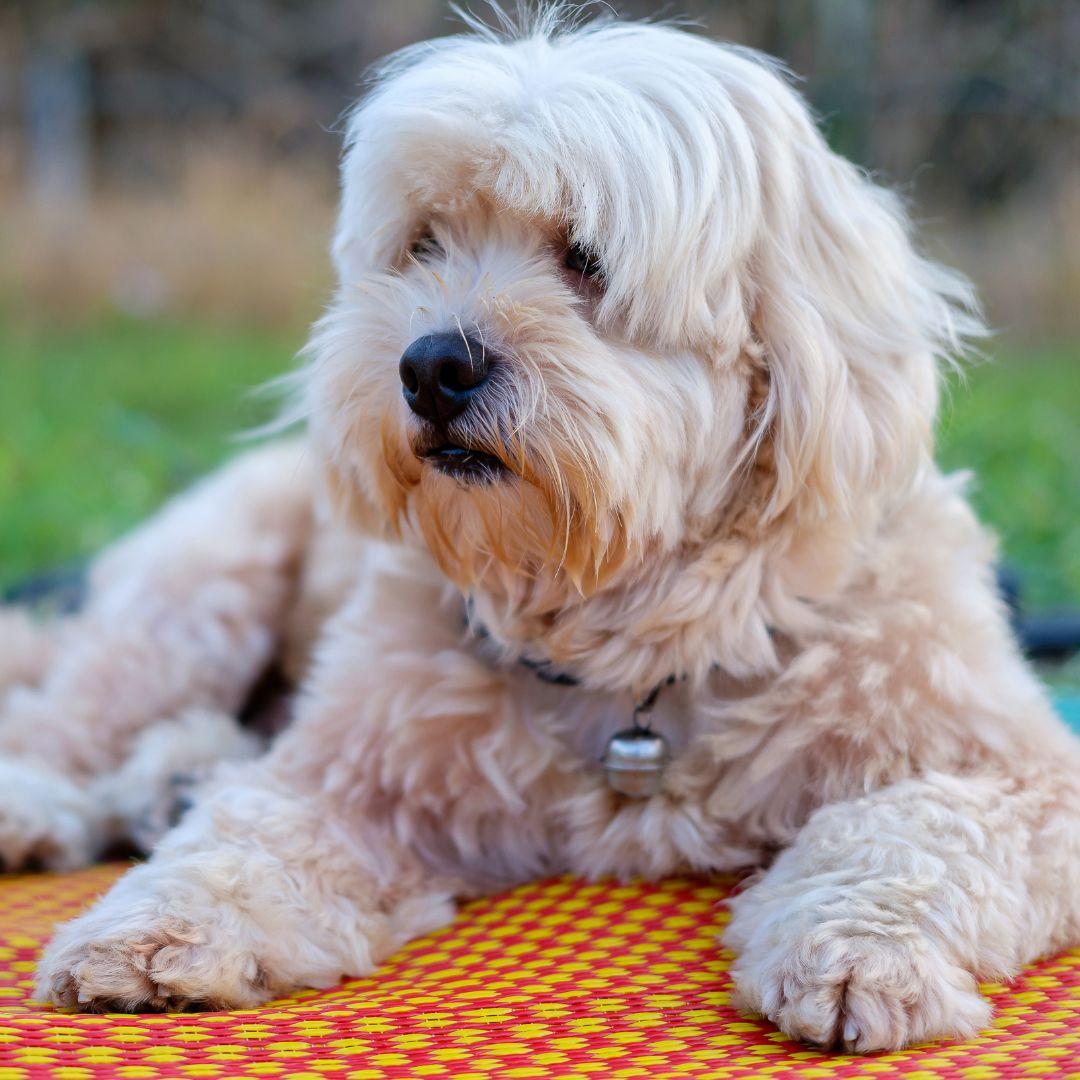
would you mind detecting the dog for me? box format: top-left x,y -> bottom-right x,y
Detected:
1,7 -> 1077,1053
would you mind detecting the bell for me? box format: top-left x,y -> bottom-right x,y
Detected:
601,725 -> 670,798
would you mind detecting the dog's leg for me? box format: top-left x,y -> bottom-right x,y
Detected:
36,758 -> 460,1010
725,767 -> 1080,1052
0,440 -> 314,870
35,553 -> 574,1009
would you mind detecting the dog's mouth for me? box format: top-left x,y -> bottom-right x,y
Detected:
421,443 -> 507,483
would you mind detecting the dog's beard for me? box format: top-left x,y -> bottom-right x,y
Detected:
379,401 -> 632,594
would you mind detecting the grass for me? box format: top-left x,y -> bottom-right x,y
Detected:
1,318 -> 1077,611
937,342 -> 1080,610
0,318 -> 297,590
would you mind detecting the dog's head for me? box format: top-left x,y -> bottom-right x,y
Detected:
304,11 -> 980,604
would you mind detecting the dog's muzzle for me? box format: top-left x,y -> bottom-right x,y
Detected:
400,331 -> 506,482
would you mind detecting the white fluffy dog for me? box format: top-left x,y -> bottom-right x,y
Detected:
2,8 -> 1078,1054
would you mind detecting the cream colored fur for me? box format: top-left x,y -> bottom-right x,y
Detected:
3,9 -> 1078,1053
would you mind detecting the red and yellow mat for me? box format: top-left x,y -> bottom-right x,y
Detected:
1,864 -> 1078,1079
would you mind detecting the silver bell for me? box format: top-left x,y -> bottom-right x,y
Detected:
602,726 -> 670,798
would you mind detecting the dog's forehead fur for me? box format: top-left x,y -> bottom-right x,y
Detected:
334,21 -> 784,346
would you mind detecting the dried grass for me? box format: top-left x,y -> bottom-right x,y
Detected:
1,140 -> 1077,343
0,139 -> 336,332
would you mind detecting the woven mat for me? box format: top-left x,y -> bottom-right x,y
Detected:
1,865 -> 1078,1079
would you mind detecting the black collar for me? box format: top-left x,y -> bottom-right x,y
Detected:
466,614 -> 580,686
465,603 -> 679,712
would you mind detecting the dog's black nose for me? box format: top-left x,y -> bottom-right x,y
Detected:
399,332 -> 490,425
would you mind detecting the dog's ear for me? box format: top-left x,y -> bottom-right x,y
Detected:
332,129 -> 403,286
740,66 -> 983,532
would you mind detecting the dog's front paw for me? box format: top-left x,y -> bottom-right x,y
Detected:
36,867 -> 272,1011
730,925 -> 990,1052
0,759 -> 103,871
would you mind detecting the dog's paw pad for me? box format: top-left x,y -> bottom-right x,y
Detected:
735,932 -> 990,1052
38,909 -> 269,1012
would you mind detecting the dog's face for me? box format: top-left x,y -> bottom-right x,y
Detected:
305,16 -> 978,597
310,190 -> 748,592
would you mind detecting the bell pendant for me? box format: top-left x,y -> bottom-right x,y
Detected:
601,725 -> 670,798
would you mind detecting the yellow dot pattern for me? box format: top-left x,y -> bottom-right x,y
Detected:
1,864 -> 1078,1078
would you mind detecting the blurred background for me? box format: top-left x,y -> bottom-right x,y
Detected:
0,2 -> 1077,661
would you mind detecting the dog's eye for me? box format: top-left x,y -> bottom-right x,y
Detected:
409,232 -> 442,261
564,242 -> 602,279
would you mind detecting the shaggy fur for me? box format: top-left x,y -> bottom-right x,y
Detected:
3,8 -> 1078,1052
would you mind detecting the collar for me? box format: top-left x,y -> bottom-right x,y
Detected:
463,600 -> 678,798
464,602 -> 680,711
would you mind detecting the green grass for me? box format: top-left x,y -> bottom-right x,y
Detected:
937,343 -> 1080,609
1,319 -> 1077,609
0,318 -> 296,590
